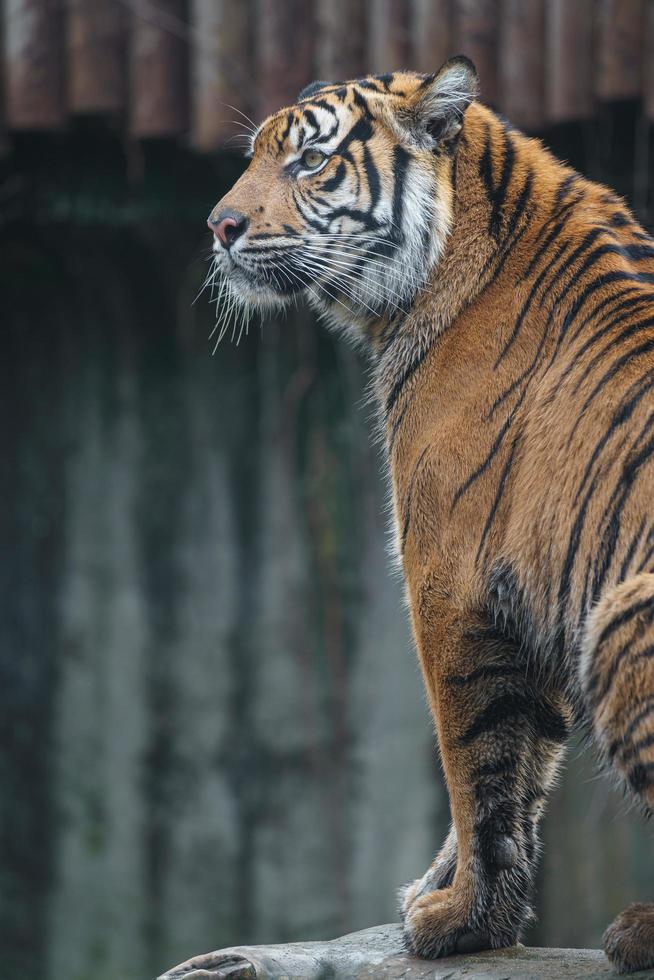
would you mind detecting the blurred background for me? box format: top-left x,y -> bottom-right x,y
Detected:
2,2 -> 654,978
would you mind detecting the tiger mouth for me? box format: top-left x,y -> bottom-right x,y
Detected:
218,251 -> 310,298
219,246 -> 334,298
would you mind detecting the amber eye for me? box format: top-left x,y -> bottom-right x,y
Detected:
301,148 -> 325,170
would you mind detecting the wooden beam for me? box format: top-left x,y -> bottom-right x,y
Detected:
546,0 -> 594,123
595,0 -> 645,102
255,0 -> 314,120
314,0 -> 365,82
191,0 -> 252,152
66,0 -> 125,114
367,0 -> 412,75
646,0 -> 654,120
4,0 -> 65,129
130,0 -> 187,139
453,0 -> 499,107
499,0 -> 545,131
411,0 -> 452,77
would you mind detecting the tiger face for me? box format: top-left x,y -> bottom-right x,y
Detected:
208,57 -> 478,336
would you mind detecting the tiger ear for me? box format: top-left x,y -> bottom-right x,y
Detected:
404,56 -> 479,145
298,80 -> 333,101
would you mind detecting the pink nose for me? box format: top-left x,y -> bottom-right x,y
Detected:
208,210 -> 247,248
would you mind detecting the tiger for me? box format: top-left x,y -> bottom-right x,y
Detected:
207,56 -> 654,973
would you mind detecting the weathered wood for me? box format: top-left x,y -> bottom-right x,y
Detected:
410,0 -> 452,76
130,0 -> 187,139
255,0 -> 313,121
453,0 -> 499,106
367,0 -> 412,75
546,0 -> 594,122
595,0 -> 645,102
4,0 -> 65,129
191,0 -> 252,151
157,924 -> 632,979
314,0 -> 365,81
66,0 -> 125,114
499,0 -> 545,131
646,0 -> 654,120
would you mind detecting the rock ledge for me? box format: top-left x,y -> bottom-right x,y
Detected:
157,922 -> 654,979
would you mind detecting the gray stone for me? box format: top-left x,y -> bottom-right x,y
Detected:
157,922 -> 654,979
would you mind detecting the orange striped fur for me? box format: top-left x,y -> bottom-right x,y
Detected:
208,58 -> 654,973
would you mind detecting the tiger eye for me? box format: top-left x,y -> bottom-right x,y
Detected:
302,149 -> 324,170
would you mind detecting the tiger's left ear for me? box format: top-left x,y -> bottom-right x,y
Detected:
401,56 -> 479,147
298,80 -> 333,101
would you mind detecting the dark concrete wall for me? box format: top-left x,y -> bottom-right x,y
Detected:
1,128 -> 653,977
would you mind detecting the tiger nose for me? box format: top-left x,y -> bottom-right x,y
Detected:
208,209 -> 249,248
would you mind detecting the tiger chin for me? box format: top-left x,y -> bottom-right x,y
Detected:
208,57 -> 654,974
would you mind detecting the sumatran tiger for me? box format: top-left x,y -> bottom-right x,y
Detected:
206,56 -> 654,973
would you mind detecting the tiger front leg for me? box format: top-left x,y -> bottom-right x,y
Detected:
402,600 -> 570,959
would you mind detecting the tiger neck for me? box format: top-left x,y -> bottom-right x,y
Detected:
370,103 -> 561,443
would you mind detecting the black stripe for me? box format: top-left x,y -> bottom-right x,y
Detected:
567,292 -> 652,357
459,693 -> 568,746
362,144 -> 381,210
574,335 -> 654,425
488,129 -> 516,240
385,344 -> 432,417
571,315 -> 654,399
587,414 -> 654,607
495,239 -> 568,368
620,518 -> 648,580
609,696 -> 654,758
481,169 -> 534,281
638,533 -> 654,574
444,664 -> 525,686
391,145 -> 410,236
475,437 -> 519,565
616,730 -> 654,765
401,446 -> 429,547
311,98 -> 337,116
553,272 -> 654,362
628,760 -> 654,792
478,123 -> 495,208
333,116 -> 374,157
459,692 -> 533,745
597,595 -> 654,652
542,228 -> 606,308
320,160 -> 346,192
572,373 -> 654,506
566,286 -> 642,346
474,753 -> 521,779
557,474 -> 599,643
452,396 -> 524,507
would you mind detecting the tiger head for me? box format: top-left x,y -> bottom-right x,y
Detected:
207,56 -> 479,338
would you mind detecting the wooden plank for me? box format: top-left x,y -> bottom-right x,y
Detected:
410,0 -> 452,77
646,0 -> 654,120
499,0 -> 545,130
191,0 -> 253,152
66,0 -> 125,114
453,0 -> 500,107
130,0 -> 187,139
546,0 -> 594,123
595,0 -> 645,101
255,0 -> 314,119
4,0 -> 65,129
314,0 -> 365,81
367,0 -> 412,75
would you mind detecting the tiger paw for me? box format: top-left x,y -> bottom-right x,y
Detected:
398,857 -> 456,923
403,885 -> 520,959
603,903 -> 654,974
